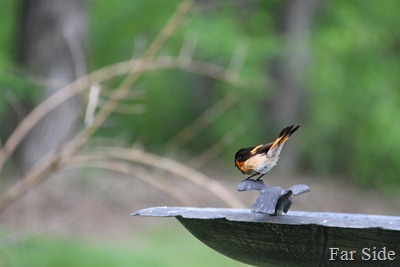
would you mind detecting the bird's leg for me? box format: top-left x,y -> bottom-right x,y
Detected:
256,174 -> 265,182
245,173 -> 259,180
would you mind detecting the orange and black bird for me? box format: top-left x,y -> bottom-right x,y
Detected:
234,125 -> 300,181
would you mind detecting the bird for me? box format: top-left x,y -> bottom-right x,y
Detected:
234,125 -> 300,181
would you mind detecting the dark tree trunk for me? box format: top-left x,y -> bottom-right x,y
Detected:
15,0 -> 88,174
266,0 -> 321,173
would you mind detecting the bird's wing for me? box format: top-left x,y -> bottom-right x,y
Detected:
250,142 -> 273,155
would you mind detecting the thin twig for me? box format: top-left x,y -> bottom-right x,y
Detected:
187,124 -> 247,169
69,147 -> 246,208
0,0 -> 196,172
3,89 -> 28,121
0,0 -> 202,212
84,83 -> 101,126
167,93 -> 238,153
0,76 -> 89,172
228,41 -> 247,73
61,0 -> 196,158
0,56 -> 240,172
178,33 -> 198,66
0,0 -> 248,213
0,58 -> 242,210
65,159 -> 194,206
0,149 -> 60,212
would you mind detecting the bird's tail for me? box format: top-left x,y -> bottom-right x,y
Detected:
267,125 -> 300,157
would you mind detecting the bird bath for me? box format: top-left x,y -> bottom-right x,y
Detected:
133,206 -> 400,266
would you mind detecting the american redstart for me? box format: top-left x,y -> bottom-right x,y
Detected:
235,125 -> 300,181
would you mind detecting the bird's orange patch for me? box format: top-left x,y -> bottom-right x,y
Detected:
235,160 -> 244,169
250,144 -> 263,155
236,160 -> 249,174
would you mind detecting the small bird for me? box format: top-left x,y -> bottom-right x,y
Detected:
234,125 -> 300,181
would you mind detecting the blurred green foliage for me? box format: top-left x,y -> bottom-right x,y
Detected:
1,0 -> 400,190
0,226 -> 250,267
304,0 -> 400,189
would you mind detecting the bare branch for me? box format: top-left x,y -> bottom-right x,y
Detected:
0,76 -> 90,171
179,33 -> 198,66
144,0 -> 195,59
0,56 -> 241,172
0,0 -> 249,213
65,159 -> 194,206
102,103 -> 146,115
0,149 -> 60,212
67,147 -> 246,208
61,0 -> 195,159
1,0 -> 246,213
167,93 -> 239,153
187,124 -> 247,169
132,34 -> 148,58
84,83 -> 101,126
3,89 -> 28,121
0,0 -> 196,173
228,41 -> 248,73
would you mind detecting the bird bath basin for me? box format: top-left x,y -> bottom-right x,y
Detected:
133,207 -> 400,266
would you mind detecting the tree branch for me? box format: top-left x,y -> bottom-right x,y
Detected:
65,147 -> 246,208
0,56 -> 241,173
0,0 -> 247,212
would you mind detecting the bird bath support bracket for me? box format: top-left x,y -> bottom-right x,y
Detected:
237,179 -> 310,215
